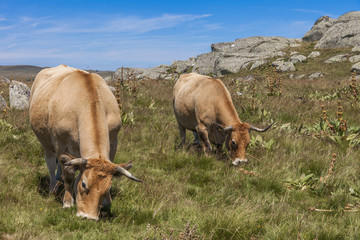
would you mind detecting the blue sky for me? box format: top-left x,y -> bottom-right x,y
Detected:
0,0 -> 359,70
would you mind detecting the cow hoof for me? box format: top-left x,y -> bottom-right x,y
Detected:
232,158 -> 248,166
77,212 -> 99,221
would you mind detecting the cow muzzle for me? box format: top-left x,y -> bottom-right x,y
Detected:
232,158 -> 248,166
76,211 -> 99,221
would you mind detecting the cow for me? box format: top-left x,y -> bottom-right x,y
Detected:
173,72 -> 272,166
29,65 -> 142,220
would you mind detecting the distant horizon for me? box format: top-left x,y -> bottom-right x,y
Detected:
0,0 -> 359,70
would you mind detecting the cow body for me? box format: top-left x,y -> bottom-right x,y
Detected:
173,73 -> 272,165
29,65 -> 141,220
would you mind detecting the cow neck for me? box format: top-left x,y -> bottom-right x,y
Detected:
216,95 -> 242,127
77,73 -> 110,160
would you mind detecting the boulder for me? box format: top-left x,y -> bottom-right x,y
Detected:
302,16 -> 337,42
324,54 -> 348,63
192,52 -> 220,75
351,62 -> 360,73
112,65 -> 173,81
9,81 -> 30,110
295,74 -> 306,80
214,55 -> 254,75
0,94 -> 7,111
352,45 -> 360,52
349,55 -> 360,63
250,59 -> 268,70
315,12 -> 360,49
309,72 -> 324,79
289,55 -> 307,64
308,51 -> 321,58
171,57 -> 196,73
272,60 -> 295,72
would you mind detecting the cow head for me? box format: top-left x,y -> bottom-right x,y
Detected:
61,154 -> 141,220
215,122 -> 273,166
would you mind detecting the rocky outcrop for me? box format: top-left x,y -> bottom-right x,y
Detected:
289,55 -> 307,64
302,16 -> 337,42
112,65 -> 174,81
351,62 -> 360,72
272,60 -> 296,72
9,81 -> 31,110
349,55 -> 360,63
324,54 -> 348,63
308,51 -> 321,59
315,11 -> 360,49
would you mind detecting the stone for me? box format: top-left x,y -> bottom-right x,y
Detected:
315,12 -> 360,49
289,55 -> 307,64
351,62 -> 360,73
250,59 -> 268,70
214,56 -> 253,75
309,72 -> 324,79
272,60 -> 295,72
308,51 -> 321,58
349,55 -> 360,63
295,74 -> 306,80
352,45 -> 360,52
171,57 -> 196,73
324,54 -> 348,63
302,16 -> 337,42
192,52 -> 220,75
9,81 -> 30,110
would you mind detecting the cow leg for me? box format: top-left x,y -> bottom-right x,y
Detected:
196,124 -> 212,152
178,124 -> 186,147
44,151 -> 58,194
59,156 -> 75,208
192,131 -> 201,146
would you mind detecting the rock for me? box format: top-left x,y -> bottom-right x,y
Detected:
349,55 -> 360,63
112,67 -> 144,82
308,51 -> 321,58
289,74 -> 294,79
295,74 -> 306,80
352,45 -> 360,52
0,76 -> 10,84
315,12 -> 360,49
192,52 -> 220,75
108,86 -> 116,93
309,72 -> 324,79
250,59 -> 268,70
9,81 -> 30,110
104,76 -> 112,83
113,65 -> 173,81
214,55 -> 253,75
351,62 -> 360,73
324,54 -> 348,63
302,16 -> 337,42
272,60 -> 295,72
290,51 -> 299,56
289,55 -> 307,64
171,57 -> 196,73
0,94 -> 7,111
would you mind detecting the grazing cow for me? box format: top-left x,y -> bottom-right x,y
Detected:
173,73 -> 272,166
29,65 -> 142,220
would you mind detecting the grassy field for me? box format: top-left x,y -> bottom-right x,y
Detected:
2,44 -> 360,239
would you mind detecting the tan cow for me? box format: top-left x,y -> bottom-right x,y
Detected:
173,73 -> 272,166
29,65 -> 142,220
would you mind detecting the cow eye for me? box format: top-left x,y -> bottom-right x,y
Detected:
231,139 -> 237,149
81,181 -> 87,190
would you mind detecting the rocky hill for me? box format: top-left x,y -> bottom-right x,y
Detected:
112,11 -> 360,81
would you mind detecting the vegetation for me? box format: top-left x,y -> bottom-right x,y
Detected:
2,45 -> 360,239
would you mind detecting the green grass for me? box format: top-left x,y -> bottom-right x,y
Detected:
2,44 -> 360,239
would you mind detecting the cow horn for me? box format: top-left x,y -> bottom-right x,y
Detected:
214,123 -> 233,132
64,158 -> 88,166
115,166 -> 143,182
249,122 -> 274,132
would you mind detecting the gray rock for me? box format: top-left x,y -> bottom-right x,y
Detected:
309,72 -> 324,79
349,55 -> 360,63
0,76 -> 10,84
0,94 -> 7,111
250,59 -> 268,70
171,57 -> 196,73
290,51 -> 299,56
325,54 -> 348,63
214,56 -> 253,75
141,65 -> 172,80
315,12 -> 360,49
352,45 -> 360,52
351,62 -> 360,73
289,74 -> 294,79
308,51 -> 321,58
272,60 -> 295,72
192,52 -> 220,75
289,55 -> 307,64
295,74 -> 306,80
9,81 -> 30,110
302,16 -> 337,42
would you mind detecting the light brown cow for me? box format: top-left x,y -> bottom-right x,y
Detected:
173,72 -> 272,166
29,65 -> 142,220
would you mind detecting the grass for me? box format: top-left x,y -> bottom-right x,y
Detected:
2,44 -> 360,239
